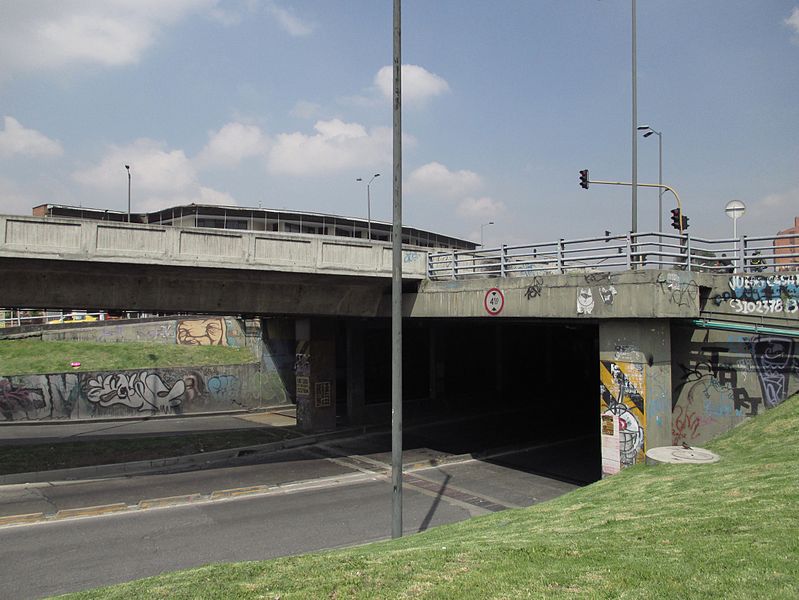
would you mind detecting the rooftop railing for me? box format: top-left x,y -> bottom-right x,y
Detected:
427,231 -> 799,280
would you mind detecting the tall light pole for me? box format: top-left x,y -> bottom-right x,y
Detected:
631,0 -> 638,234
125,165 -> 131,223
356,173 -> 380,240
480,221 -> 494,248
391,0 -> 403,540
638,125 -> 663,232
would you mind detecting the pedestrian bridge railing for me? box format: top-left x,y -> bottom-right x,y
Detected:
427,231 -> 799,280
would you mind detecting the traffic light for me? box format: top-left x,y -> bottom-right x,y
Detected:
681,214 -> 689,231
670,208 -> 681,230
579,169 -> 589,189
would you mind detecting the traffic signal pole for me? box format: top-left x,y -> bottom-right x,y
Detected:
580,177 -> 684,233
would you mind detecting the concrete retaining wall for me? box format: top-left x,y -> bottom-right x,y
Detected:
0,363 -> 267,422
42,316 -> 246,347
670,324 -> 799,446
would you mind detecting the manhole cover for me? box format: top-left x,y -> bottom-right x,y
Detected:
645,446 -> 720,465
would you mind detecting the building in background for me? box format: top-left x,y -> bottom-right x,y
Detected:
32,203 -> 477,251
775,216 -> 799,271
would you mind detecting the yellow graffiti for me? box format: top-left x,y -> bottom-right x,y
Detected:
176,318 -> 227,346
600,360 -> 646,468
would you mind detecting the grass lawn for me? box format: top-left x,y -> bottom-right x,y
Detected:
0,428 -> 301,475
58,394 -> 799,600
0,339 -> 256,376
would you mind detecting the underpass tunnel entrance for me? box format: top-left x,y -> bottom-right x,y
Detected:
344,318 -> 601,485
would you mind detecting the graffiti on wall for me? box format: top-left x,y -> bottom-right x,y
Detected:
85,372 -> 186,413
713,274 -> 799,315
600,360 -> 646,475
0,379 -> 46,421
656,273 -> 698,307
0,366 -> 256,422
176,318 -> 228,346
577,288 -> 595,315
672,332 -> 798,445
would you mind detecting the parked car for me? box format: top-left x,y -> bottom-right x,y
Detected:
47,313 -> 99,324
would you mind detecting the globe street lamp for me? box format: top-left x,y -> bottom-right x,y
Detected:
480,221 -> 494,248
356,173 -> 380,240
638,125 -> 663,232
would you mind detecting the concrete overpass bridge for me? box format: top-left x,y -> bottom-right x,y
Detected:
1,215 -> 798,480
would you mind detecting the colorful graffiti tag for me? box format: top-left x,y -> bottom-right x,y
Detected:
600,360 -> 646,476
713,274 -> 799,314
672,333 -> 798,445
0,366 -> 257,422
176,318 -> 229,346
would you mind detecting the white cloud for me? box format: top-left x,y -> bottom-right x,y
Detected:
406,162 -> 482,199
290,100 -> 322,119
787,7 -> 799,41
267,1 -> 314,36
73,139 -> 196,192
268,119 -> 394,175
71,137 -> 237,212
375,64 -> 450,105
197,122 -> 269,168
0,1 -> 219,77
456,196 -> 506,220
0,116 -> 63,158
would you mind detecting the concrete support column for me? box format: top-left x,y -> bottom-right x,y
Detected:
242,317 -> 263,362
346,320 -> 366,426
598,320 -> 672,477
295,318 -> 337,433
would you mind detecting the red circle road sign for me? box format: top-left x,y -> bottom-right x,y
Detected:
484,288 -> 505,315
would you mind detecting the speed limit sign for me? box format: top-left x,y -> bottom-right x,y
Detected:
484,288 -> 505,315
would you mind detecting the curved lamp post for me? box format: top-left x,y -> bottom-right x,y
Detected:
356,174 -> 380,240
638,125 -> 663,232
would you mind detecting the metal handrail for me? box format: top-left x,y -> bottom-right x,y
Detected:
427,230 -> 799,280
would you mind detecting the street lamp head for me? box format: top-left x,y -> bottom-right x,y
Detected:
374,173 -> 380,178
643,131 -> 654,138
356,177 -> 363,182
637,125 -> 650,131
125,164 -> 130,170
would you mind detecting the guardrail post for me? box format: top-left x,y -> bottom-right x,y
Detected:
739,235 -> 746,272
500,244 -> 507,278
451,251 -> 457,280
625,233 -> 632,270
557,239 -> 564,274
686,234 -> 692,272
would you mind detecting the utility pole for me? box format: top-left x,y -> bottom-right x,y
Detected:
391,0 -> 403,540
125,165 -> 131,223
631,0 -> 638,234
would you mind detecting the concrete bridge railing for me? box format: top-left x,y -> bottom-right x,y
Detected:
0,215 -> 428,279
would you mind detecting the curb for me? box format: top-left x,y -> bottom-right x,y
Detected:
0,471 -> 380,529
0,424 -> 380,486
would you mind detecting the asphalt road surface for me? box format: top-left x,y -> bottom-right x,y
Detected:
0,444 -> 580,599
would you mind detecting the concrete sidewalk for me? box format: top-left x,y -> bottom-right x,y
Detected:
0,407 -> 297,446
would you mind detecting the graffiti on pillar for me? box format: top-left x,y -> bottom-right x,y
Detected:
176,318 -> 228,346
295,340 -> 311,400
315,381 -> 332,408
748,336 -> 795,408
599,360 -> 646,475
577,288 -> 594,315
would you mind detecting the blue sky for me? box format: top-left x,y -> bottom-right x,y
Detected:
1,1 -> 797,246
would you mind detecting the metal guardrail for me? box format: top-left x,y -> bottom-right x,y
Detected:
427,231 -> 799,280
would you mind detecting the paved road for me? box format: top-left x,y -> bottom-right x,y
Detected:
0,453 -> 578,600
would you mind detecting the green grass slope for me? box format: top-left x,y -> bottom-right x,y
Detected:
0,340 -> 256,376
61,395 -> 799,600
